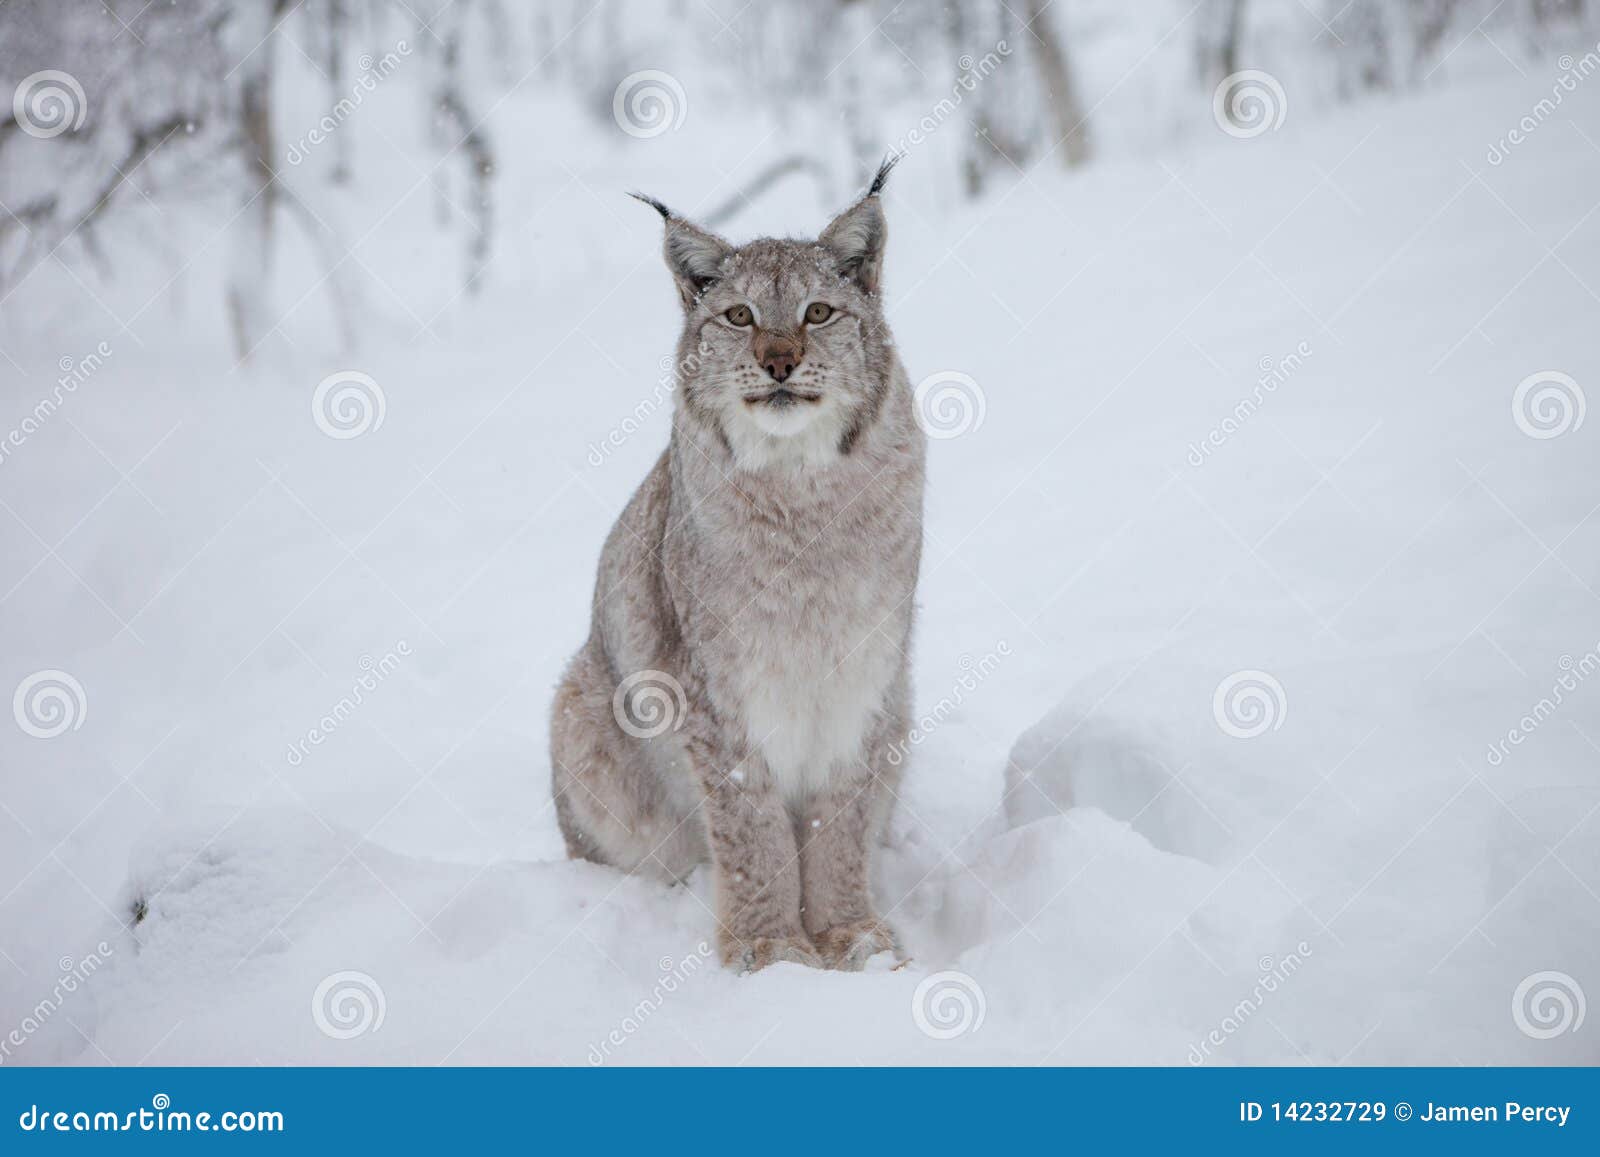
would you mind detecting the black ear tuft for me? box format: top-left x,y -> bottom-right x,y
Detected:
867,153 -> 901,198
636,202 -> 736,308
628,191 -> 673,221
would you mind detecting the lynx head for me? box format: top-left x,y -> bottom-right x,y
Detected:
635,159 -> 899,470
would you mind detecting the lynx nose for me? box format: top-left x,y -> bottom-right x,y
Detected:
757,337 -> 802,383
763,352 -> 796,383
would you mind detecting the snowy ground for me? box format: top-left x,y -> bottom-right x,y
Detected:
2,59 -> 1599,1066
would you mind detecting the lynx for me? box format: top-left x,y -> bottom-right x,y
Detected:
550,161 -> 925,972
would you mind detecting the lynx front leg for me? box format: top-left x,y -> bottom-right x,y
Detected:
696,747 -> 821,972
798,762 -> 899,971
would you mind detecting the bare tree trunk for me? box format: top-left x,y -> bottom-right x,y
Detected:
327,0 -> 352,183
1197,0 -> 1247,85
227,0 -> 289,364
1026,0 -> 1090,168
1333,1 -> 1393,97
433,0 -> 495,295
946,0 -> 987,198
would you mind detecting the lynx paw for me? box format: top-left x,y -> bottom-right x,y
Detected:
812,918 -> 898,971
723,933 -> 823,974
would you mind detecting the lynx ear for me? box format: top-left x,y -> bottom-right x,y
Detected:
819,157 -> 896,294
630,193 -> 734,308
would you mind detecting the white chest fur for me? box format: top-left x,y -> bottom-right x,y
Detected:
729,609 -> 900,800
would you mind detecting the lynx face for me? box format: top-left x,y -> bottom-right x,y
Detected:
636,182 -> 895,470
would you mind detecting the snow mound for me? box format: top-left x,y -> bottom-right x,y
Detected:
1003,651 -> 1600,1064
71,804 -> 1316,1065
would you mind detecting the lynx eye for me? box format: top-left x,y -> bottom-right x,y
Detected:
804,302 -> 834,325
724,304 -> 754,327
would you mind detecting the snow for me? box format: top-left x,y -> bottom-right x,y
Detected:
3,45 -> 1599,1066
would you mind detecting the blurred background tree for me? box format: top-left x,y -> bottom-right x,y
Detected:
1,0 -> 1592,358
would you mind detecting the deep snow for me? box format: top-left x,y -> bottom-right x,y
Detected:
2,55 -> 1599,1065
